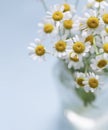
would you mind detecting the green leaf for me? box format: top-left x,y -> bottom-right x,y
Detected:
75,88 -> 96,106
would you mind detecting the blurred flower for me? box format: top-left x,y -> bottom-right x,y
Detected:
87,0 -> 108,9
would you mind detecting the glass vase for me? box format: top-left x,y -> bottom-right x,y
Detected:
54,61 -> 108,130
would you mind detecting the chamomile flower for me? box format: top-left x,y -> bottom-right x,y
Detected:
88,0 -> 108,9
46,5 -> 72,24
86,2 -> 94,9
38,19 -> 57,38
100,26 -> 108,43
53,38 -> 68,58
60,15 -> 80,36
84,34 -> 102,53
28,39 -> 46,61
75,72 -> 86,88
63,3 -> 76,14
53,35 -> 67,58
99,9 -> 108,24
83,72 -> 102,92
80,10 -> 104,35
91,54 -> 108,72
67,35 -> 91,60
65,52 -> 84,69
100,36 -> 108,55
102,13 -> 108,24
102,26 -> 108,36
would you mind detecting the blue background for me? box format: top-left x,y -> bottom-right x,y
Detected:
0,0 -> 86,130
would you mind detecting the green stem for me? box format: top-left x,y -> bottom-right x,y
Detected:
75,0 -> 80,9
64,0 -> 68,2
93,37 -> 98,55
84,57 -> 90,74
41,0 -> 48,11
96,52 -> 104,56
85,63 -> 88,74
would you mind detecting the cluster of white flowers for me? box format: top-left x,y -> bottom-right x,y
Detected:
28,0 -> 108,93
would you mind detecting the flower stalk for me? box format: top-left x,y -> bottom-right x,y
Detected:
75,0 -> 79,9
40,0 -> 48,11
93,37 -> 99,55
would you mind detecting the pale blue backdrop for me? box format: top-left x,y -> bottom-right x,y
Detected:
0,0 -> 86,130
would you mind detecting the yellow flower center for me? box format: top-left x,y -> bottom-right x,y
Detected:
80,23 -> 83,27
76,78 -> 85,87
63,3 -> 71,12
103,14 -> 108,24
52,11 -> 63,21
85,35 -> 94,45
69,52 -> 79,62
87,3 -> 93,8
89,78 -> 98,88
35,45 -> 45,56
87,17 -> 99,28
63,20 -> 73,29
97,59 -> 108,68
55,40 -> 66,52
73,42 -> 85,54
96,0 -> 104,2
105,27 -> 108,33
103,43 -> 108,53
44,23 -> 54,33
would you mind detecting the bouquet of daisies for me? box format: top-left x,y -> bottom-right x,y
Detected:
28,0 -> 108,93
